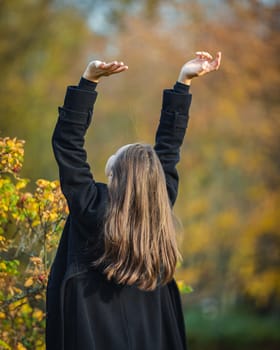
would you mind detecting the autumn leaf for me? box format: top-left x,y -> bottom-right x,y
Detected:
24,277 -> 34,288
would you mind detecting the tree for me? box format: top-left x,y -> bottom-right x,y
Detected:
0,0 -> 101,181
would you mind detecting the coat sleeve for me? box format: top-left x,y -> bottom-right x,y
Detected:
154,88 -> 192,206
52,85 -> 99,216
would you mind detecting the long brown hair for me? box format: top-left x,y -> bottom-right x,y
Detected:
95,143 -> 181,291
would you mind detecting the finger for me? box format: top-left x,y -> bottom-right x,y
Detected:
103,61 -> 127,72
106,66 -> 128,76
196,51 -> 213,61
113,61 -> 126,68
110,62 -> 126,70
109,65 -> 128,74
203,52 -> 213,60
213,52 -> 222,70
215,51 -> 222,69
209,52 -> 222,71
99,61 -> 106,68
106,62 -> 128,73
107,61 -> 126,66
92,60 -> 103,68
102,61 -> 119,69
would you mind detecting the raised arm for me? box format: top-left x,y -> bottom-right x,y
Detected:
154,51 -> 221,205
52,60 -> 128,216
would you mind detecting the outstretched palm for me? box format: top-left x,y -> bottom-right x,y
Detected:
178,51 -> 222,83
83,60 -> 128,82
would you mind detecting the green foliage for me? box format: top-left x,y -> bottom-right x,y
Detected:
185,307 -> 280,349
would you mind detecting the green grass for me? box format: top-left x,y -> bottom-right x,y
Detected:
184,307 -> 280,350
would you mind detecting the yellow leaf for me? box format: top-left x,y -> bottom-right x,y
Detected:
20,303 -> 32,314
30,257 -> 42,265
50,181 -> 58,189
0,262 -> 7,271
49,212 -> 58,221
45,193 -> 54,202
33,309 -> 44,321
24,277 -> 33,288
15,179 -> 28,190
16,343 -> 27,350
36,179 -> 49,187
31,219 -> 40,227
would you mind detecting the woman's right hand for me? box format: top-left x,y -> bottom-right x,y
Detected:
82,60 -> 128,83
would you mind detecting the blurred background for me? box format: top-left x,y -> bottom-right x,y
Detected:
0,0 -> 279,349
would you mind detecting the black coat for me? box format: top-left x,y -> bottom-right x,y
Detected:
46,81 -> 192,350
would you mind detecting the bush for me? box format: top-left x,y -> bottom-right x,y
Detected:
0,137 -> 67,349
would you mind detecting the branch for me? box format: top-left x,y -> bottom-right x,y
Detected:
0,285 -> 45,310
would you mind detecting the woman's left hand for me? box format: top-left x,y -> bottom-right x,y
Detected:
178,51 -> 222,85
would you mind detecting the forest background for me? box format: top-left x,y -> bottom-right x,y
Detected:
0,0 -> 279,349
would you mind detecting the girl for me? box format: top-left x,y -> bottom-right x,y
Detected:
46,51 -> 221,350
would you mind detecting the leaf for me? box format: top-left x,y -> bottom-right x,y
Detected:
24,277 -> 34,288
176,280 -> 194,294
15,178 -> 29,190
33,309 -> 44,322
0,339 -> 11,350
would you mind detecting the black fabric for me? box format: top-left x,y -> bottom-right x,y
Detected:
79,77 -> 98,91
46,83 -> 192,350
77,77 -> 190,95
173,81 -> 190,94
64,270 -> 185,350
